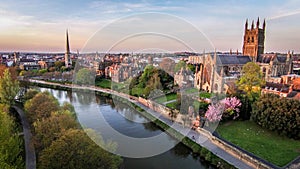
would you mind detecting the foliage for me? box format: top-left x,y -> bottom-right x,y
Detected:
174,60 -> 186,73
236,62 -> 264,101
38,129 -> 122,169
24,89 -> 39,101
129,65 -> 173,98
95,78 -> 111,89
217,120 -> 300,166
75,68 -> 95,85
221,97 -> 241,120
205,97 -> 241,122
252,94 -> 300,139
205,103 -> 223,122
33,111 -> 79,153
54,61 -> 65,71
0,105 -> 24,169
0,69 -> 19,105
24,91 -> 60,123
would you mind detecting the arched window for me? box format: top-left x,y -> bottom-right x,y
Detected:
252,36 -> 254,42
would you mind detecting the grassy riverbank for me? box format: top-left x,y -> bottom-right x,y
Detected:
217,121 -> 300,167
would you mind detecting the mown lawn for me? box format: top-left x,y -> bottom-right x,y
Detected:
217,120 -> 300,167
95,79 -> 111,89
154,93 -> 177,104
166,102 -> 177,109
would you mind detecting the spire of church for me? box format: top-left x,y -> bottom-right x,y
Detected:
66,29 -> 70,55
245,19 -> 248,31
256,17 -> 260,28
263,19 -> 266,30
65,29 -> 71,67
251,20 -> 254,29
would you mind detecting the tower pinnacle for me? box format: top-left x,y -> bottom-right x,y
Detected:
65,29 -> 71,67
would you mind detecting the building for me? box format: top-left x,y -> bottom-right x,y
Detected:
174,67 -> 194,88
257,52 -> 293,81
242,18 -> 266,61
65,29 -> 72,67
193,53 -> 252,93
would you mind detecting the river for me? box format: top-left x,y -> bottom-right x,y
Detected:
39,87 -> 214,169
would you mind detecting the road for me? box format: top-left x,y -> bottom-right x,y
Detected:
13,106 -> 36,169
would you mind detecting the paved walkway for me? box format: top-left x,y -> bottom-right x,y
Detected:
30,80 -> 254,169
163,99 -> 177,105
13,106 -> 36,169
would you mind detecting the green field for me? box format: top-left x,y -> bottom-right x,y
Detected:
95,79 -> 111,89
166,102 -> 177,109
154,93 -> 177,104
217,121 -> 300,167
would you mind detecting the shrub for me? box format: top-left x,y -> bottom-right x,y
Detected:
252,94 -> 300,139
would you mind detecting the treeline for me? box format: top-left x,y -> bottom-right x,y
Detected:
23,90 -> 122,169
252,94 -> 300,139
0,67 -> 24,168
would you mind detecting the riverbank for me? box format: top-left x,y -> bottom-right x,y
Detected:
25,80 -> 256,169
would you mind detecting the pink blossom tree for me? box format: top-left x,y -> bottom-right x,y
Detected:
205,103 -> 223,122
221,97 -> 241,119
205,97 -> 242,122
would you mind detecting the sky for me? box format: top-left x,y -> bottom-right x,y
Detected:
0,0 -> 300,53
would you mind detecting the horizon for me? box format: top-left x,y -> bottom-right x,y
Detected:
1,0 -> 300,53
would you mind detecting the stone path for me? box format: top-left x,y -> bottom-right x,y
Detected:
13,106 -> 36,169
162,99 -> 177,105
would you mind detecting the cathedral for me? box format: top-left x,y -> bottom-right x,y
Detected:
191,18 -> 293,94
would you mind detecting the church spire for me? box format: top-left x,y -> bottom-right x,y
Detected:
256,17 -> 260,28
66,29 -> 70,55
65,29 -> 71,67
263,19 -> 266,30
251,20 -> 254,29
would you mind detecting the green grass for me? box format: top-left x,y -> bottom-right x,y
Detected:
154,93 -> 177,104
131,87 -> 144,96
217,120 -> 300,167
166,102 -> 177,109
95,79 -> 111,89
184,88 -> 198,94
199,92 -> 212,98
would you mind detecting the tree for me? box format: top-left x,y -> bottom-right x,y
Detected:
54,61 -> 64,71
205,103 -> 223,123
24,91 -> 60,124
0,69 -> 19,105
252,94 -> 300,139
221,97 -> 241,120
0,105 -> 24,169
174,60 -> 186,73
38,129 -> 122,169
33,111 -> 79,153
236,62 -> 264,120
75,68 -> 95,85
236,62 -> 265,100
23,89 -> 39,101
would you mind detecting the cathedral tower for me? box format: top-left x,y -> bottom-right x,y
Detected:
65,29 -> 71,67
242,17 -> 265,61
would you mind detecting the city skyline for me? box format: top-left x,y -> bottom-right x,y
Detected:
0,0 -> 300,53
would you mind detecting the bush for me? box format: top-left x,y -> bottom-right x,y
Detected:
252,94 -> 300,139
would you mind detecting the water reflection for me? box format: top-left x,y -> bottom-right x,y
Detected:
38,87 -> 212,169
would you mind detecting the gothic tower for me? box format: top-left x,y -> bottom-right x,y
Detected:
242,17 -> 265,61
65,29 -> 71,67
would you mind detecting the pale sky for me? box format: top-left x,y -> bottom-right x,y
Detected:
0,0 -> 300,53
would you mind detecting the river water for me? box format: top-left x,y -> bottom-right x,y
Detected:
39,87 -> 213,169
